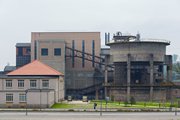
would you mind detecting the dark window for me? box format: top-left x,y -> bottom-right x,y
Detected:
6,80 -> 12,88
42,80 -> 49,88
54,48 -> 61,56
30,80 -> 37,88
18,80 -> 24,87
26,48 -> 31,55
41,48 -> 48,56
18,47 -> 23,56
6,94 -> 13,102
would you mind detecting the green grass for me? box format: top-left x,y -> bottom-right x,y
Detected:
51,100 -> 179,109
51,103 -> 86,109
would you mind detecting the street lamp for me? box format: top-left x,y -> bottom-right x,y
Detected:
40,89 -> 42,111
25,89 -> 28,116
100,90 -> 103,116
175,90 -> 178,116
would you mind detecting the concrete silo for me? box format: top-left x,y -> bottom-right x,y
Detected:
104,32 -> 172,101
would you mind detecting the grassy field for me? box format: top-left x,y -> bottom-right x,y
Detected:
51,100 -> 179,109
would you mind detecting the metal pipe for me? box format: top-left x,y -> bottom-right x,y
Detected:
105,33 -> 107,44
108,33 -> 110,42
82,40 -> 85,67
58,77 -> 60,102
72,40 -> 75,67
92,40 -> 95,67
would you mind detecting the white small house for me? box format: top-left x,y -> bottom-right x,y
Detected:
0,60 -> 64,108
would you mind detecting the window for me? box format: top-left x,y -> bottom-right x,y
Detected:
54,48 -> 61,56
6,94 -> 13,102
18,80 -> 24,88
41,48 -> 48,56
6,80 -> 12,88
42,80 -> 49,88
26,48 -> 31,55
30,80 -> 37,88
17,47 -> 23,56
19,94 -> 26,102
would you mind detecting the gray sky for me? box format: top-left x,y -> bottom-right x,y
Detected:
0,0 -> 180,70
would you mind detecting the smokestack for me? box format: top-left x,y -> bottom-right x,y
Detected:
108,33 -> 110,42
105,33 -> 107,44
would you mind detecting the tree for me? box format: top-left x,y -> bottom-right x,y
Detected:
173,62 -> 180,74
124,99 -> 129,107
130,96 -> 136,106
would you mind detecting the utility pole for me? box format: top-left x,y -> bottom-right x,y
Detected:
25,90 -> 28,116
100,90 -> 103,116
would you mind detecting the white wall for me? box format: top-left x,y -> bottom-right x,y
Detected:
0,76 -> 64,108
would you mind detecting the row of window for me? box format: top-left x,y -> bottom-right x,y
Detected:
41,48 -> 61,56
17,47 -> 31,56
5,80 -> 49,88
6,93 -> 26,102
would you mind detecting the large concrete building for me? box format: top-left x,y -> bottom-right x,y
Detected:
104,32 -> 173,101
13,31 -> 176,102
16,32 -> 102,99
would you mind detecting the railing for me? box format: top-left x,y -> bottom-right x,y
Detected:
140,38 -> 171,44
103,82 -> 174,87
107,38 -> 170,44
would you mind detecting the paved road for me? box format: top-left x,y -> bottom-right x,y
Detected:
0,112 -> 179,120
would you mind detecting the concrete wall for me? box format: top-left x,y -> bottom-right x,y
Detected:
107,41 -> 171,101
31,32 -> 101,71
65,71 -> 94,89
109,88 -> 167,101
31,32 -> 101,95
0,78 -> 62,91
36,40 -> 65,74
110,42 -> 167,62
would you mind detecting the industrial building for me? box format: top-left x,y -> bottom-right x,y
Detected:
17,32 -> 103,100
2,31 -> 176,103
104,32 -> 173,101
16,43 -> 31,68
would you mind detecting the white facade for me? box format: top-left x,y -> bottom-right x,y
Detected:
0,76 -> 64,108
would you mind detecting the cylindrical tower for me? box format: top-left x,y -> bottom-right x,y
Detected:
106,32 -> 171,101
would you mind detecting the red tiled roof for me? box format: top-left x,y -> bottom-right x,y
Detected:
7,60 -> 63,76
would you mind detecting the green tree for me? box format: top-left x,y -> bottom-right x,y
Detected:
124,99 -> 129,107
173,62 -> 180,74
130,96 -> 136,106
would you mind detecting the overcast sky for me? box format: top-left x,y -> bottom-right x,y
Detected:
0,0 -> 180,70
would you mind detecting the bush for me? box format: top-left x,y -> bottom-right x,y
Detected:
144,102 -> 146,107
68,109 -> 74,111
124,99 -> 129,107
170,104 -> 175,107
130,96 -> 136,106
111,95 -> 115,102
